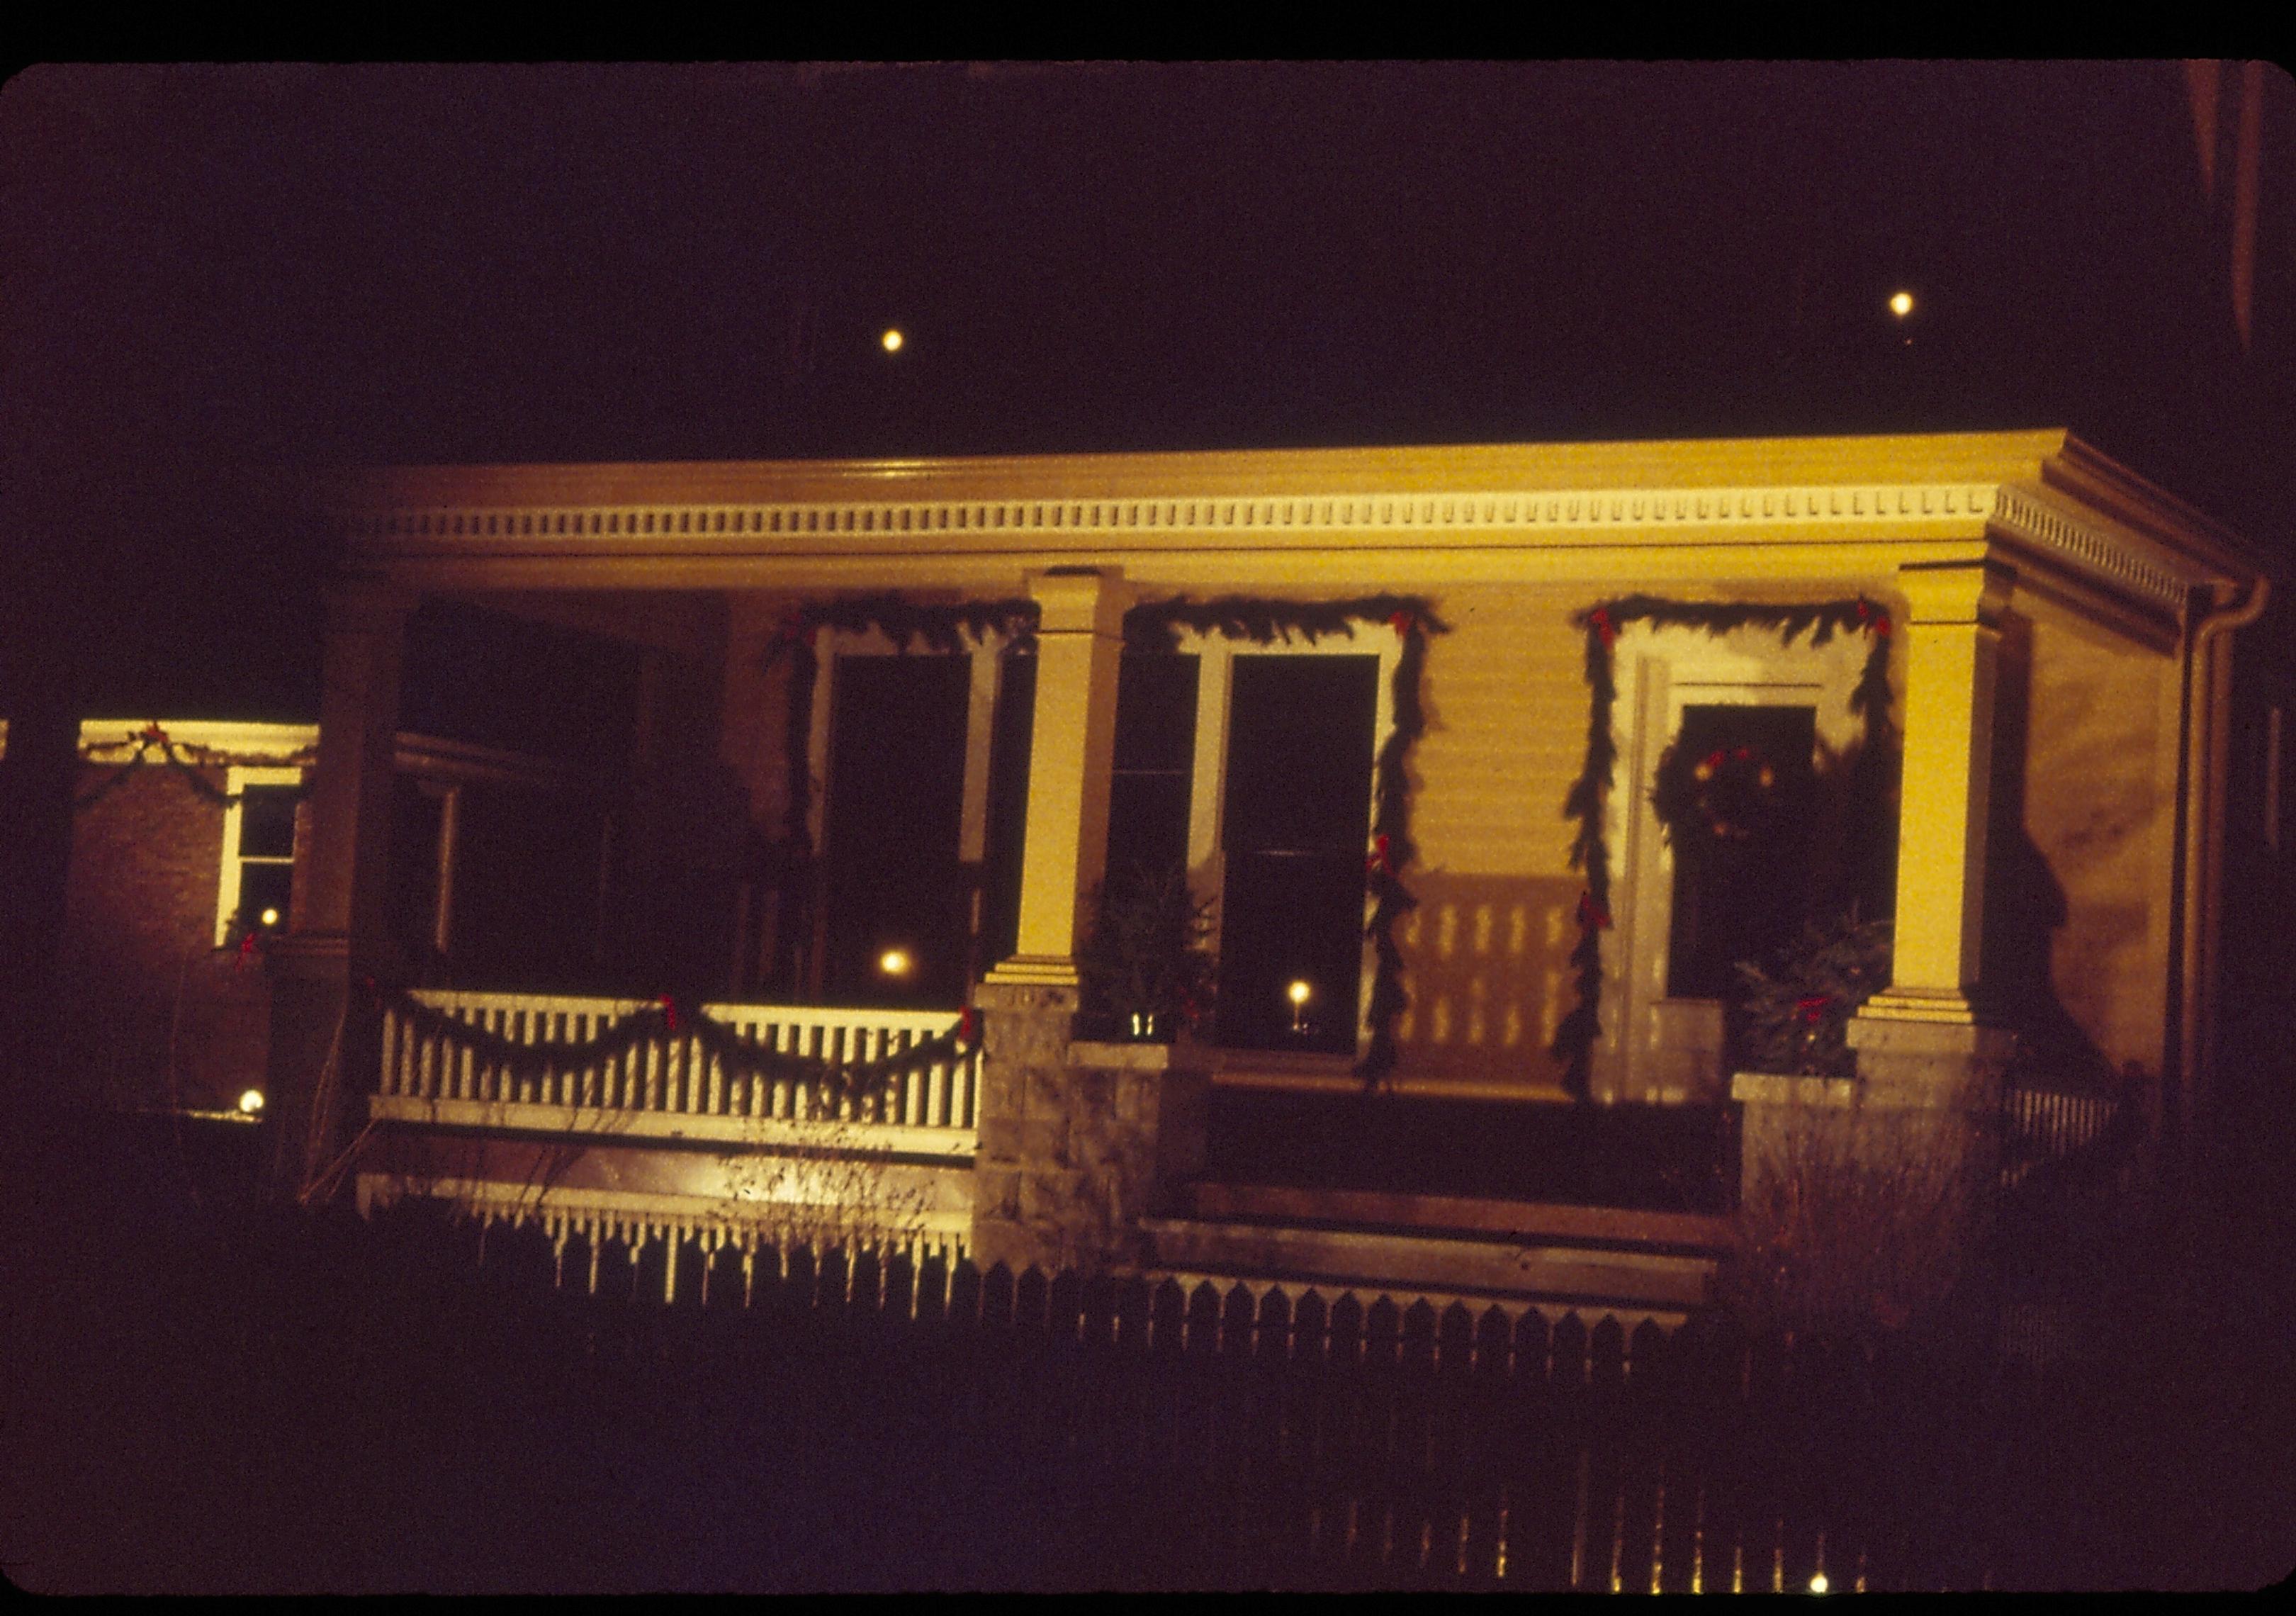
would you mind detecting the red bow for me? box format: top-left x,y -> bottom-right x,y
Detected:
1388,609 -> 1415,638
1576,890 -> 1612,930
1587,607 -> 1616,648
957,1006 -> 977,1045
1366,833 -> 1393,876
1796,994 -> 1833,1025
657,994 -> 680,1035
1855,600 -> 1891,639
140,723 -> 169,745
236,931 -> 260,971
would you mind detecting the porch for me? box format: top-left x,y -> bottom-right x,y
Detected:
346,985 -> 1740,1319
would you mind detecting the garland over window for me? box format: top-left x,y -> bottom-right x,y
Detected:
1549,595 -> 1894,1098
72,723 -> 314,813
760,590 -> 1449,1086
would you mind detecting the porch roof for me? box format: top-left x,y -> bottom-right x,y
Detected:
327,430 -> 2266,619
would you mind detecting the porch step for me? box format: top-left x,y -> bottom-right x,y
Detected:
1136,1182 -> 1733,1317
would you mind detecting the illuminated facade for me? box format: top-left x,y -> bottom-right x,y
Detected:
283,432 -> 2271,1303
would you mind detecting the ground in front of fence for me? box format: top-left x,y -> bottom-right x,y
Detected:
6,1109 -> 2293,1593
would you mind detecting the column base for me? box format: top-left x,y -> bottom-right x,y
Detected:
981,953 -> 1082,989
1859,986 -> 1986,1026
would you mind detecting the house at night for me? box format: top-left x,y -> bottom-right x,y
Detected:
1,717 -> 590,1127
273,430 -> 2275,1319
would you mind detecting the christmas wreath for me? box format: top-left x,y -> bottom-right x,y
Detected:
1649,740 -> 1789,845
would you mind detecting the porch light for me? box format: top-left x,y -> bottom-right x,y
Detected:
1287,978 -> 1312,1033
878,948 -> 913,979
880,327 -> 904,353
1809,1572 -> 1829,1594
237,1089 -> 264,1116
1888,290 -> 1914,318
259,907 -> 281,928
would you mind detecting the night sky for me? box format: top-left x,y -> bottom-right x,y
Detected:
4,61 -> 2290,721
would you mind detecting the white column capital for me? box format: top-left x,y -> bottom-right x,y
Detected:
1028,567 -> 1132,638
1895,557 -> 2015,627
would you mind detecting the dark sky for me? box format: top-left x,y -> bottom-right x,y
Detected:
4,61 -> 2290,719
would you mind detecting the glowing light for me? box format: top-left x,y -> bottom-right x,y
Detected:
1287,980 -> 1312,1006
878,948 -> 913,978
1286,978 -> 1312,1033
880,327 -> 904,353
259,907 -> 281,928
1888,291 -> 1914,318
1809,1572 -> 1829,1594
237,1089 -> 265,1115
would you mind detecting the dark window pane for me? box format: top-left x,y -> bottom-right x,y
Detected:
1222,656 -> 1379,853
238,861 -> 294,929
981,650 -> 1037,970
1105,651 -> 1198,885
238,785 -> 299,858
1215,851 -> 1365,1054
822,656 -> 972,1006
1106,773 -> 1192,885
1215,656 -> 1379,1053
1112,653 -> 1199,773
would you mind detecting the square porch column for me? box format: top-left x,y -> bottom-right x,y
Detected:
1863,557 -> 2016,1027
982,566 -> 1130,989
975,568 -> 1201,1274
264,580 -> 412,1193
1735,559 -> 2018,1343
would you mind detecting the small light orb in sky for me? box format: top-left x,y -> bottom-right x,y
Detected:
880,327 -> 904,353
1889,291 -> 1915,318
878,948 -> 912,978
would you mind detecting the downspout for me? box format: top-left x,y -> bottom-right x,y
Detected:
2172,573 -> 2269,1175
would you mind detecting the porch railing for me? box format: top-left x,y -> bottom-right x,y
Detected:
375,989 -> 979,1137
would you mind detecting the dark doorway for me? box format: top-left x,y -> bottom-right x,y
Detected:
1216,655 -> 1380,1054
821,656 -> 970,1006
979,648 -> 1036,972
1105,651 -> 1200,885
1665,703 -> 1818,999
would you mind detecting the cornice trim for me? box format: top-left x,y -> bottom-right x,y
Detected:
1986,485 -> 2193,612
342,481 -> 2005,549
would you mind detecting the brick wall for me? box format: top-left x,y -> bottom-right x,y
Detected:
57,764 -> 280,1112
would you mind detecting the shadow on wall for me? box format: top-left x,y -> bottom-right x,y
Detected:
1389,872 -> 1582,1092
1981,612 -> 2115,1086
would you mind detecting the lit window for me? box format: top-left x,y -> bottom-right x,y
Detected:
217,770 -> 303,946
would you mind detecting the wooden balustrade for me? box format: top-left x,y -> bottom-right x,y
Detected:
373,989 -> 979,1148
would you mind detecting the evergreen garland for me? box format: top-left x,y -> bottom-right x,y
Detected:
378,984 -> 978,1111
72,724 -> 314,813
1126,593 -> 1450,1086
1549,595 -> 1894,1097
758,590 -> 1449,1087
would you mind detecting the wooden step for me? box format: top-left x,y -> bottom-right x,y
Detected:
1136,1182 -> 1733,1315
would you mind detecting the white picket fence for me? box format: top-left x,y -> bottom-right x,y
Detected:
376,989 -> 979,1134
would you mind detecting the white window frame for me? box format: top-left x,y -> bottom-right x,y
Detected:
215,766 -> 305,948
